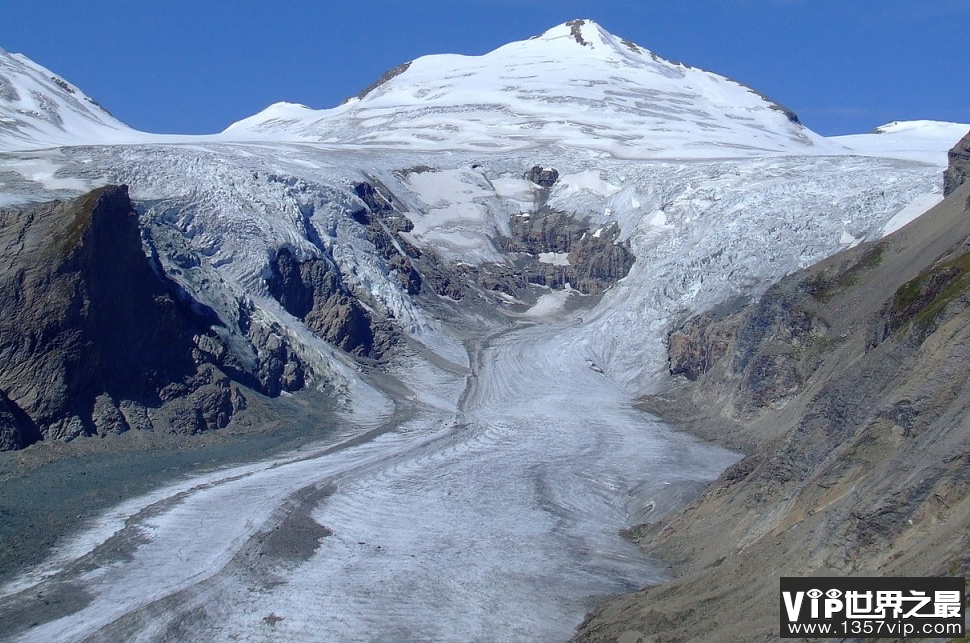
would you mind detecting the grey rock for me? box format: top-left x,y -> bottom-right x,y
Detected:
91,394 -> 129,437
564,19 -> 591,47
496,208 -> 635,295
266,246 -> 385,358
943,128 -> 970,196
667,312 -> 736,381
352,181 -> 426,297
352,62 -> 412,102
524,165 -> 559,188
0,389 -> 39,450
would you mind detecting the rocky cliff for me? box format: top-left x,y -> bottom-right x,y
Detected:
944,128 -> 970,196
0,187 -> 270,449
573,165 -> 970,641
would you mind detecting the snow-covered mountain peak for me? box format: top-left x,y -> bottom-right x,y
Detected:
0,48 -> 144,151
223,21 -> 833,158
527,19 -> 660,62
532,19 -> 622,48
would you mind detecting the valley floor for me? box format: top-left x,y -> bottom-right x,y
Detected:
0,301 -> 736,643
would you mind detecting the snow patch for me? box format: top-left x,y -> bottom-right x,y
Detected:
4,156 -> 93,191
833,120 -> 970,166
521,289 -> 573,317
538,252 -> 571,266
558,170 -> 620,197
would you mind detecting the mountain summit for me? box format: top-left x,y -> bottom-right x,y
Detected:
224,19 -> 830,158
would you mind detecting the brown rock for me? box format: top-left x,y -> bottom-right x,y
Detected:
943,128 -> 970,196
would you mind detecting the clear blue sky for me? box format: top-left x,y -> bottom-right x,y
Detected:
1,0 -> 967,137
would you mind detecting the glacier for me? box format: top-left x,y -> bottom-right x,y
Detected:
0,17 -> 967,643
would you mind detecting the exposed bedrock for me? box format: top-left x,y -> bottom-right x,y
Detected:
0,186 -> 254,449
494,206 -> 635,296
265,246 -> 389,358
353,180 -> 465,300
944,127 -> 970,196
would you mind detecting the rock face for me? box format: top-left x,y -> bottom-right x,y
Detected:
573,180 -> 970,642
944,128 -> 970,196
352,179 -> 466,300
352,62 -> 412,101
481,165 -> 635,297
266,247 -> 382,357
524,165 -> 559,189
666,306 -> 740,382
497,208 -> 635,295
0,390 -> 39,450
0,186 -> 257,449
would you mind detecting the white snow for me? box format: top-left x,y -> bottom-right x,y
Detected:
558,170 -> 621,197
219,20 -> 838,159
646,210 -> 670,228
538,252 -> 571,266
396,167 -> 508,263
833,120 -> 970,165
0,49 -> 149,151
520,289 -> 574,317
491,176 -> 533,200
839,230 -> 860,246
3,156 -> 92,191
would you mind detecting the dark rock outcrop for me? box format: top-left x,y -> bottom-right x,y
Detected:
352,181 -> 424,296
266,247 -> 383,357
524,165 -> 559,189
351,62 -> 412,102
247,320 -> 307,396
496,209 -> 635,295
0,390 -> 39,450
565,19 -> 591,47
667,310 -> 737,381
0,186 -> 251,449
352,180 -> 466,300
943,128 -> 970,196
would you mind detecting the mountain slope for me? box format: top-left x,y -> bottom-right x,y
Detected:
0,47 -> 142,151
833,119 -> 970,165
223,19 -> 832,158
573,133 -> 970,643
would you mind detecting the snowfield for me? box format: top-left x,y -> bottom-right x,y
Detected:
1,17 -> 968,643
222,21 -> 835,159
